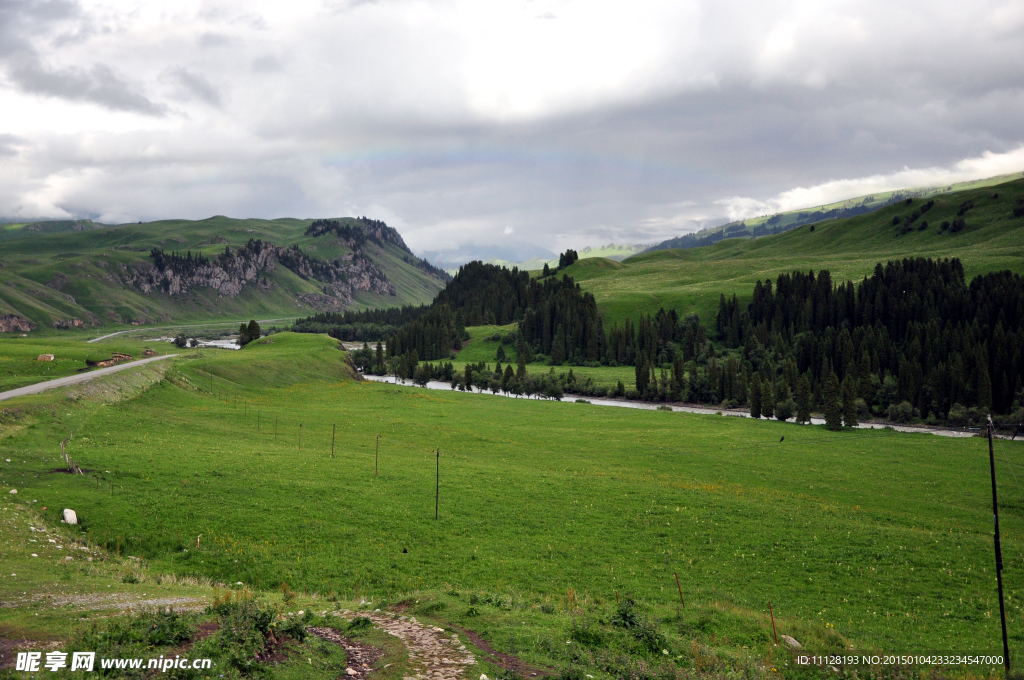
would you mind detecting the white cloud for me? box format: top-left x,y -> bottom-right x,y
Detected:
716,145 -> 1024,221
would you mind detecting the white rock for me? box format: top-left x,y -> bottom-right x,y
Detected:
63,509 -> 77,525
8,489 -> 15,494
781,635 -> 802,649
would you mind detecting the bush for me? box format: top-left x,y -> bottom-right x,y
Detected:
950,217 -> 966,232
775,398 -> 796,421
887,401 -> 915,423
917,221 -> 928,231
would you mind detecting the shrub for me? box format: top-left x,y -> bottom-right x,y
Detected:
887,401 -> 915,423
940,220 -> 950,231
348,616 -> 373,631
917,221 -> 928,231
892,216 -> 902,225
775,398 -> 796,421
950,217 -> 966,232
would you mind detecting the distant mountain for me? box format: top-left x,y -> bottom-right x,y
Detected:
644,170 -> 1024,254
0,216 -> 448,330
418,243 -> 556,271
429,242 -> 650,274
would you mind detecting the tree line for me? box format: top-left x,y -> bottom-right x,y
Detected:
716,257 -> 1024,423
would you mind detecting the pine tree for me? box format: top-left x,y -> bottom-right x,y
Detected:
841,375 -> 858,427
550,325 -> 566,365
796,375 -> 811,423
761,377 -> 775,419
503,364 -> 514,391
375,341 -> 384,373
750,375 -> 762,419
246,319 -> 262,342
635,354 -> 650,394
496,344 -> 506,362
517,354 -> 527,380
824,372 -> 842,430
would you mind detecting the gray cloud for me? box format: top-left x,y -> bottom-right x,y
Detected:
0,0 -> 1022,260
7,54 -> 167,115
0,134 -> 23,157
168,68 -> 222,107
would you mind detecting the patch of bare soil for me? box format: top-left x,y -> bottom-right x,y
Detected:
0,637 -> 62,670
309,627 -> 385,679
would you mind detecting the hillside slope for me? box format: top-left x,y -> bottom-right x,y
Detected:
647,170 -> 1024,252
0,216 -> 447,330
568,178 -> 1024,324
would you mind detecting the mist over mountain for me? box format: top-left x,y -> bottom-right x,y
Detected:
417,243 -> 557,270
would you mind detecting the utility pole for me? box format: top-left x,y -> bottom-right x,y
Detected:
988,416 -> 1011,673
435,448 -> 440,520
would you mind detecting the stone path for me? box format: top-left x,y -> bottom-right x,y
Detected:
334,610 -> 477,680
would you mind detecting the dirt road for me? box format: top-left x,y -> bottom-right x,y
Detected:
0,354 -> 177,402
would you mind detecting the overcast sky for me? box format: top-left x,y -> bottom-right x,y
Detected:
1,0 -> 1023,257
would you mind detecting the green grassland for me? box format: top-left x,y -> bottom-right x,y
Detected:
0,333 -> 1021,676
0,216 -> 445,331
0,337 -> 177,392
445,325 -> 634,389
568,179 -> 1024,325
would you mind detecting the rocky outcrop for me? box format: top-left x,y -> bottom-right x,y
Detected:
125,238 -> 394,305
52,318 -> 86,329
0,315 -> 36,332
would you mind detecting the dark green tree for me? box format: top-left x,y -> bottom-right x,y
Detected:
824,372 -> 842,430
841,375 -> 858,427
635,354 -> 650,394
496,344 -> 506,362
550,324 -> 566,365
247,319 -> 262,342
795,375 -> 812,423
749,375 -> 762,419
761,377 -> 775,419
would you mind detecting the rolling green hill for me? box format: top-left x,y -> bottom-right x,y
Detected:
0,216 -> 447,331
648,170 -> 1024,251
567,178 -> 1024,325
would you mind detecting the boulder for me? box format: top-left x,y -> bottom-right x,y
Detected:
63,509 -> 78,525
781,635 -> 802,649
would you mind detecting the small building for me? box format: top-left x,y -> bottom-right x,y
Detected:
37,354 -> 55,362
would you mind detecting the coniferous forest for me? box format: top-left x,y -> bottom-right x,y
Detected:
301,257 -> 1024,425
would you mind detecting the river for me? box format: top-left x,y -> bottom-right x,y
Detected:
359,372 -> 983,439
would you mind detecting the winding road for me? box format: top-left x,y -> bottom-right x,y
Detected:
0,354 -> 178,402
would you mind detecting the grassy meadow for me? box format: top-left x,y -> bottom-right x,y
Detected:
0,332 -> 1022,677
568,179 -> 1024,324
